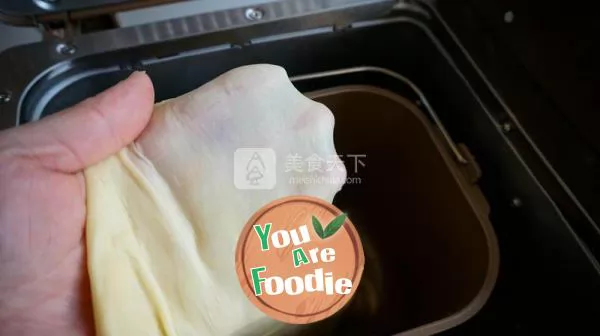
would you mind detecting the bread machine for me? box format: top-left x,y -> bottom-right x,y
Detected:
0,0 -> 598,334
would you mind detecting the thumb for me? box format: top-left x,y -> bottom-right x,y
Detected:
2,71 -> 155,173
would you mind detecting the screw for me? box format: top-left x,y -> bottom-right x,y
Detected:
245,8 -> 264,21
0,91 -> 11,104
501,122 -> 512,133
56,43 -> 76,55
34,0 -> 59,9
504,11 -> 514,23
511,198 -> 523,208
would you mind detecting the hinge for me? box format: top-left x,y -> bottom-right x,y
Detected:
36,12 -> 81,43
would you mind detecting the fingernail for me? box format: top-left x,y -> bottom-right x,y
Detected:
129,71 -> 147,79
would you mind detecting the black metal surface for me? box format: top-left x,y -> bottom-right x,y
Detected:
432,0 -> 600,257
0,0 -> 395,127
0,0 -> 383,25
0,0 -> 165,16
0,0 -> 599,334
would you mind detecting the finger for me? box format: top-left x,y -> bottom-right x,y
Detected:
5,71 -> 155,173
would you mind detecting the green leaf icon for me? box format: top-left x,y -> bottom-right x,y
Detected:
312,216 -> 325,239
312,213 -> 348,239
323,213 -> 347,238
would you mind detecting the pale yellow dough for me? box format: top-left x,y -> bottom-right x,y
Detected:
85,65 -> 346,336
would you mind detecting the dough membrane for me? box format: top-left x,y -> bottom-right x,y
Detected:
85,65 -> 346,336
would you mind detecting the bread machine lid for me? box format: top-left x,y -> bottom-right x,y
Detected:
0,0 -> 186,25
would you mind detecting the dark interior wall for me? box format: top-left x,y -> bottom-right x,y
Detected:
467,0 -> 599,154
435,0 -> 600,231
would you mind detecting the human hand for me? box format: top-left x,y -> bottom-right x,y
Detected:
0,72 -> 154,335
83,65 -> 345,336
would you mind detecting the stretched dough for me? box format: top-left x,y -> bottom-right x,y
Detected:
85,65 -> 346,336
